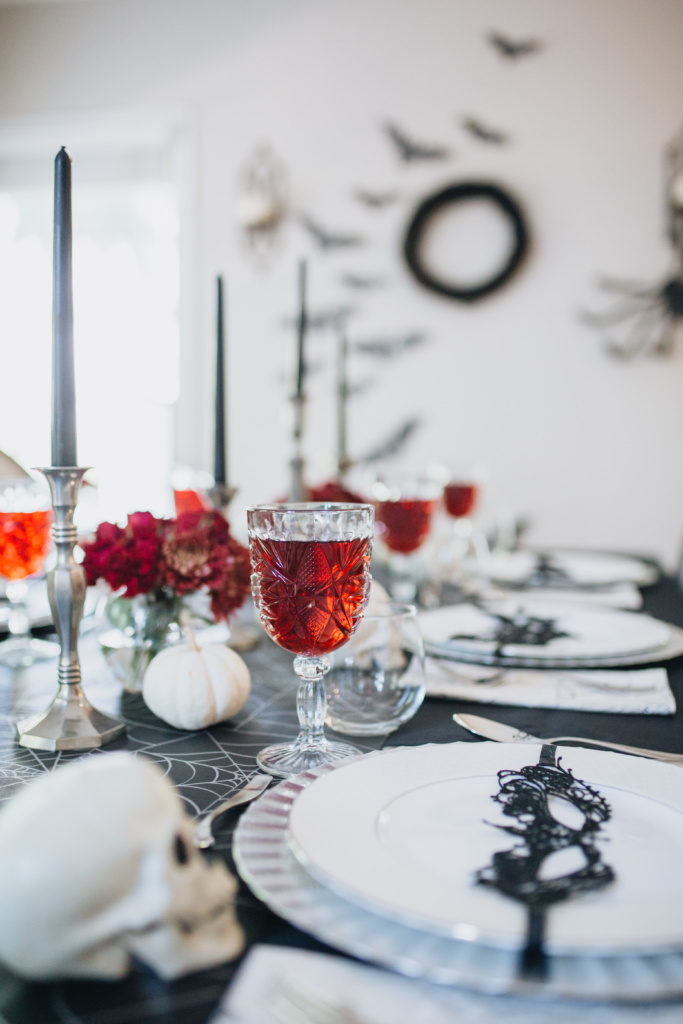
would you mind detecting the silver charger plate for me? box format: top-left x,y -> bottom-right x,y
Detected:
481,550 -> 659,590
418,601 -> 672,666
424,624 -> 683,669
233,751 -> 683,1001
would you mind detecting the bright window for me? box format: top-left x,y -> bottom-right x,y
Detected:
0,110 -> 188,528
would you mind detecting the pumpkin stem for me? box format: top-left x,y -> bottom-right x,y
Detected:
184,625 -> 201,652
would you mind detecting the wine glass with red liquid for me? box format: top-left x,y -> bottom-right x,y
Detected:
441,465 -> 487,581
247,502 -> 374,778
0,477 -> 59,668
372,472 -> 442,600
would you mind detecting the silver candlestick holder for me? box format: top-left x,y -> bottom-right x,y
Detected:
207,482 -> 238,518
16,468 -> 125,751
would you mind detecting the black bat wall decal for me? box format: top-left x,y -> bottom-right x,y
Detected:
356,418 -> 421,465
282,305 -> 355,332
346,375 -> 377,397
299,213 -> 365,251
354,331 -> 427,359
462,116 -> 510,145
487,31 -> 543,60
383,121 -> 451,163
354,188 -> 399,208
341,273 -> 385,290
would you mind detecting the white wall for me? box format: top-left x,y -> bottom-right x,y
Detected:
1,0 -> 682,564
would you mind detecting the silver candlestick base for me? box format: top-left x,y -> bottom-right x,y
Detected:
16,467 -> 125,751
207,483 -> 238,518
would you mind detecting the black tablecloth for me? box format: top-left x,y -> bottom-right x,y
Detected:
1,575 -> 682,1023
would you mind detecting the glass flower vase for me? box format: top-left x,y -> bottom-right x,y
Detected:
98,591 -> 185,693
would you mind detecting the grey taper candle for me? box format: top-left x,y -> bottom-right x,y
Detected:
214,275 -> 227,487
51,147 -> 77,468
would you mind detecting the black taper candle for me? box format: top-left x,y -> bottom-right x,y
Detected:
213,275 -> 227,487
294,260 -> 307,400
336,323 -> 349,476
52,147 -> 77,467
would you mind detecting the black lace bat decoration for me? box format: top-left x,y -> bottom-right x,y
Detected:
354,331 -> 427,359
356,418 -> 420,465
579,273 -> 683,360
487,31 -> 543,61
476,746 -> 614,979
523,553 -> 573,588
383,121 -> 451,163
340,273 -> 386,290
298,213 -> 365,251
451,609 -> 571,658
354,188 -> 399,209
462,117 -> 510,145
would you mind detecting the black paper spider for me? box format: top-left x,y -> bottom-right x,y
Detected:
581,125 -> 683,359
580,273 -> 683,360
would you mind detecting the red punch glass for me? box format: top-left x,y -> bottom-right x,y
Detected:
247,502 -> 374,778
440,465 -> 487,583
0,477 -> 59,668
444,482 -> 479,520
372,472 -> 442,599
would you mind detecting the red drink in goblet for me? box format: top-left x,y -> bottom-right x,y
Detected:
375,498 -> 437,554
248,502 -> 374,778
250,536 -> 371,656
173,489 -> 211,516
0,509 -> 53,580
0,478 -> 58,668
444,482 -> 478,519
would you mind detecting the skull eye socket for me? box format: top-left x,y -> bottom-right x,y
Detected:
174,833 -> 190,865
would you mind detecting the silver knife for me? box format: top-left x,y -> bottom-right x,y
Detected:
453,712 -> 683,766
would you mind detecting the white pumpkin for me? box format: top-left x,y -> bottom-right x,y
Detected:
143,633 -> 251,731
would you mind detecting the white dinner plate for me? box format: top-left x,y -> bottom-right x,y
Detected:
481,550 -> 658,589
287,743 -> 683,956
234,752 -> 683,1000
419,600 -> 671,666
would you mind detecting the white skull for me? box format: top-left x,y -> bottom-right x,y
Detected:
0,752 -> 244,980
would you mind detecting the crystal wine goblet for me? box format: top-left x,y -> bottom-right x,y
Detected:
441,463 -> 488,582
371,471 -> 442,601
247,502 -> 374,779
0,476 -> 59,668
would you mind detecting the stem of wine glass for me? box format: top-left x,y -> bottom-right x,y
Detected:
388,552 -> 419,602
5,579 -> 30,641
293,655 -> 330,746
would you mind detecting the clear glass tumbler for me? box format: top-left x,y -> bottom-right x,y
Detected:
325,601 -> 426,735
247,501 -> 374,778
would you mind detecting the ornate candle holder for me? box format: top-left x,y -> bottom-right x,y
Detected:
16,468 -> 125,751
207,482 -> 238,518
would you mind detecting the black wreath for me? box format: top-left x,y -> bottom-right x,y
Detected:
403,181 -> 530,302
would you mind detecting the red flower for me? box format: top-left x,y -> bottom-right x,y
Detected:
81,512 -> 165,597
307,481 -> 366,504
82,507 -> 250,620
210,533 -> 252,621
160,509 -> 232,595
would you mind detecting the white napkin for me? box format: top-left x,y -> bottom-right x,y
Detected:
425,659 -> 675,714
211,944 -> 683,1024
